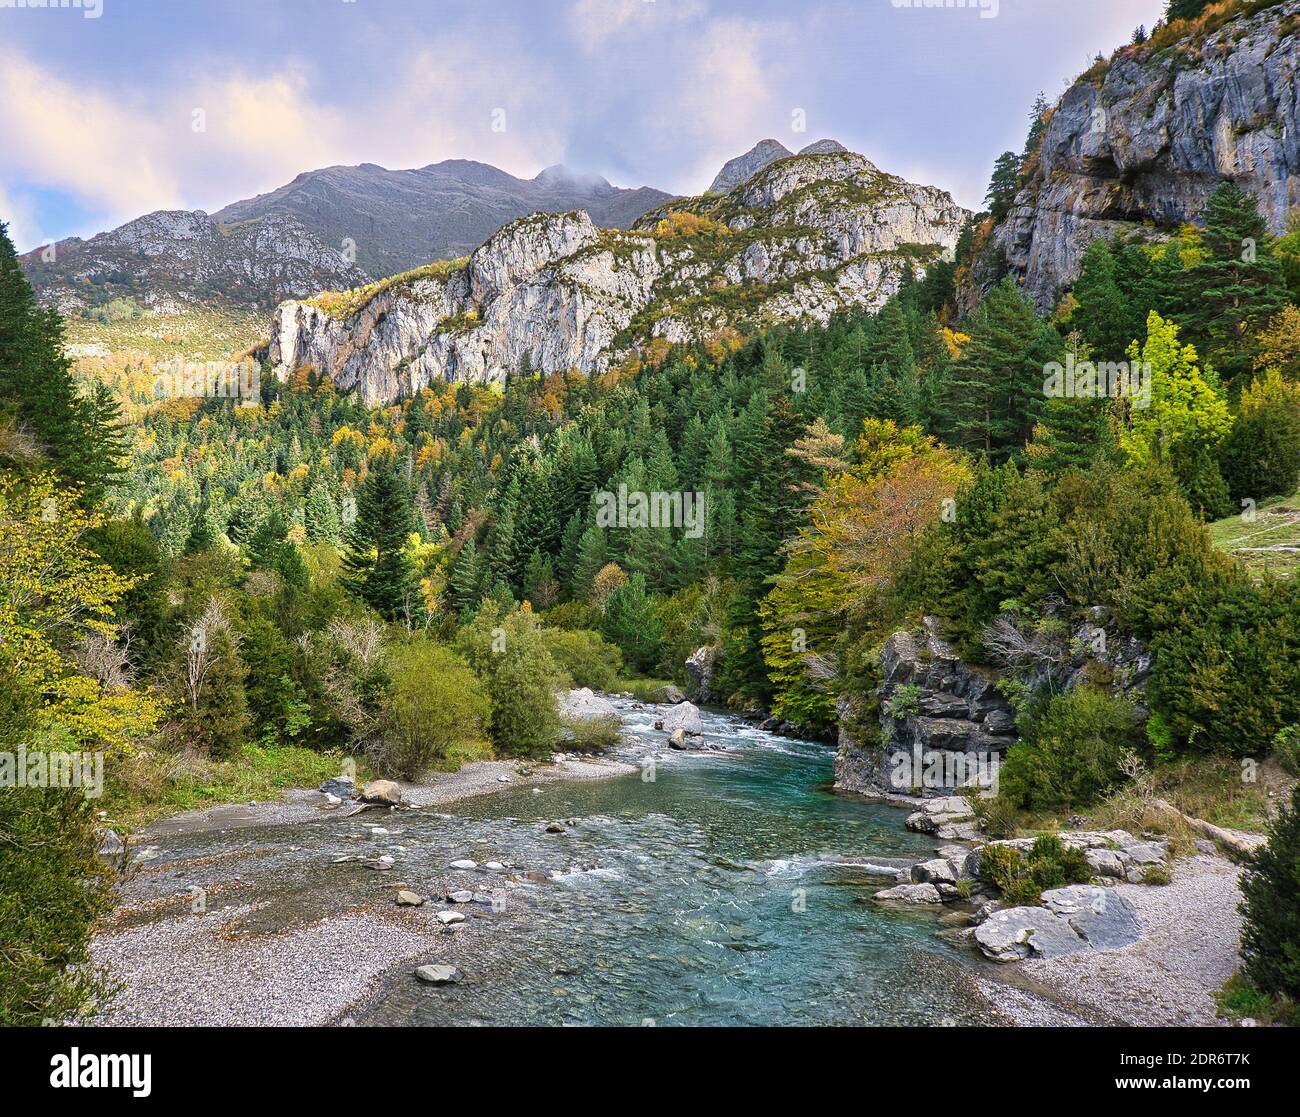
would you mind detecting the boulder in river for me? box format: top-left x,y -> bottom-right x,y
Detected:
657,701 -> 703,736
661,684 -> 687,704
414,964 -> 461,984
396,890 -> 424,906
557,687 -> 619,722
360,779 -> 404,806
873,882 -> 943,904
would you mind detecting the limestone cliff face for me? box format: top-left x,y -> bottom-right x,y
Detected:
267,149 -> 967,405
993,0 -> 1300,309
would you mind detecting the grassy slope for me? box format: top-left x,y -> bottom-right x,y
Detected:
1205,485 -> 1300,579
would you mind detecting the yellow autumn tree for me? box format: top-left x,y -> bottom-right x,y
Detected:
0,473 -> 161,754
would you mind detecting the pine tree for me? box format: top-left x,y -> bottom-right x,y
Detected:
984,152 -> 1021,221
342,464 -> 416,619
941,278 -> 1060,461
304,477 -> 341,543
1071,238 -> 1139,358
1239,784 -> 1300,1003
1182,182 -> 1288,383
0,222 -> 120,504
572,523 -> 608,601
448,537 -> 482,616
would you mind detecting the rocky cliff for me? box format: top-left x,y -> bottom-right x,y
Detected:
267,148 -> 967,404
834,612 -> 1150,800
993,0 -> 1300,309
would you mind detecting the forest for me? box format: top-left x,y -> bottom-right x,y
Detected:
4,14 -> 1300,1023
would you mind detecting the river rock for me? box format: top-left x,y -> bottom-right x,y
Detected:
414,964 -> 461,984
436,911 -> 465,926
360,779 -> 404,806
974,906 -> 1090,962
557,687 -> 619,722
484,861 -> 505,871
364,855 -> 395,871
1085,848 -> 1126,879
685,645 -> 718,703
657,701 -> 704,736
396,890 -> 424,906
96,828 -> 124,859
911,858 -> 958,886
1041,885 -> 1140,950
873,882 -> 943,904
545,822 -> 567,833
661,684 -> 687,704
319,776 -> 356,799
449,859 -> 478,870
447,890 -> 474,903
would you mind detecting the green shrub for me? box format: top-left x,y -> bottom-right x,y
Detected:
1239,784 -> 1300,1003
979,834 -> 1092,906
0,776 -> 117,1025
561,715 -> 622,753
1000,687 -> 1141,809
371,641 -> 491,778
456,606 -> 567,758
540,628 -> 622,691
1272,725 -> 1300,777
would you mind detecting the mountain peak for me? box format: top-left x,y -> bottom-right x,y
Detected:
798,139 -> 848,156
707,139 -> 794,194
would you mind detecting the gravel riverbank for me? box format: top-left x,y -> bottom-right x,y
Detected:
977,853 -> 1244,1026
92,754 -> 637,1026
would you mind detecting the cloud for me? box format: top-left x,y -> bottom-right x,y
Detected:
0,49 -> 179,219
0,185 -> 42,253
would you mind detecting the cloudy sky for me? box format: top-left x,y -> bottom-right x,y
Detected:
0,0 -> 1167,253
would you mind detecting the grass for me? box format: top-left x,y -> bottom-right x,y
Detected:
64,304 -> 266,362
1206,485 -> 1300,579
980,754 -> 1293,852
101,742 -> 365,832
1216,971 -> 1299,1026
306,257 -> 468,318
621,678 -> 679,702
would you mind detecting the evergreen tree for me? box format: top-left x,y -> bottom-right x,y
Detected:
1239,784 -> 1300,1004
1070,238 -> 1139,358
304,477 -> 341,543
1182,182 -> 1289,383
342,464 -> 416,619
984,152 -> 1021,221
941,278 -> 1060,461
449,536 -> 482,616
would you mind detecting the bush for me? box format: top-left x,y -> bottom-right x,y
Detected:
456,606 -> 567,757
371,641 -> 491,778
1272,725 -> 1300,777
999,687 -> 1141,809
0,778 -> 117,1025
561,715 -> 622,753
540,628 -> 622,691
1239,784 -> 1300,1003
979,834 -> 1092,906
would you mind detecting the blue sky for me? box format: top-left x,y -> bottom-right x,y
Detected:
0,0 -> 1167,253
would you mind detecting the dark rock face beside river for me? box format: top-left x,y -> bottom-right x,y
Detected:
835,619 -> 1016,799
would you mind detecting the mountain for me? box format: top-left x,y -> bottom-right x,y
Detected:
211,160 -> 673,277
989,0 -> 1300,310
20,160 -> 673,314
267,146 -> 967,405
707,138 -> 847,194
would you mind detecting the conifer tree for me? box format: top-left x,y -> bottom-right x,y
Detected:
342,463 -> 416,619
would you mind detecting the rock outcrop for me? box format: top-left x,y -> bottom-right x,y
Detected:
991,0 -> 1300,309
685,645 -> 718,703
834,618 -> 1016,800
267,149 -> 967,404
